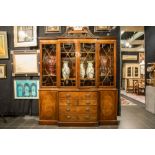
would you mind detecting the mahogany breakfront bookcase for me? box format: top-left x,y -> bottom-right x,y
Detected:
39,36 -> 118,126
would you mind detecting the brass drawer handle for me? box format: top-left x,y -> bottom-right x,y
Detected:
85,115 -> 90,119
86,107 -> 90,111
66,107 -> 70,111
66,94 -> 71,99
66,100 -> 70,105
75,100 -> 79,106
66,115 -> 71,119
66,94 -> 70,97
86,101 -> 90,105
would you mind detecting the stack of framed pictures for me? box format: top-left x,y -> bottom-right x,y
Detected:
12,50 -> 40,99
12,26 -> 39,99
0,31 -> 8,79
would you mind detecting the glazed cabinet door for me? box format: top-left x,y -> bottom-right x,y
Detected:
40,41 -> 58,87
79,41 -> 96,87
98,41 -> 116,87
100,90 -> 117,124
39,90 -> 57,124
59,40 -> 77,87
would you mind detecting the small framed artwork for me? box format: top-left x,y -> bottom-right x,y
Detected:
139,52 -> 145,63
122,55 -> 138,61
14,80 -> 39,99
0,64 -> 6,79
12,50 -> 39,76
45,26 -> 61,33
94,26 -> 112,32
0,31 -> 8,59
14,26 -> 37,47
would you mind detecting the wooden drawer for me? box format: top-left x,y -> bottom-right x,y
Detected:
59,92 -> 97,100
59,114 -> 97,122
59,105 -> 97,114
59,99 -> 97,106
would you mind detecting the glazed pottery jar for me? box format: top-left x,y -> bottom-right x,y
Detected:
86,61 -> 94,79
62,61 -> 70,80
100,55 -> 108,76
45,55 -> 56,76
80,62 -> 85,78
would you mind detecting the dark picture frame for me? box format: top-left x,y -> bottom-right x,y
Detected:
45,26 -> 61,33
94,26 -> 113,32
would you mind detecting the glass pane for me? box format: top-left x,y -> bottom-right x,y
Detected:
80,43 -> 95,86
99,44 -> 114,86
42,44 -> 57,86
135,67 -> 138,77
61,43 -> 76,86
127,67 -> 131,77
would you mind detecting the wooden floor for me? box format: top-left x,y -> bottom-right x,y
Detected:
1,98 -> 155,129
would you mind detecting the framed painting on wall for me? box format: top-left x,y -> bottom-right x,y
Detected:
0,64 -> 6,79
139,52 -> 145,63
12,50 -> 39,76
0,31 -> 8,59
14,26 -> 37,47
94,26 -> 113,32
45,26 -> 61,33
14,80 -> 39,99
122,55 -> 138,61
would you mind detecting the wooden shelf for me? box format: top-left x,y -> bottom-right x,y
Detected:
80,52 -> 95,54
100,75 -> 113,77
80,78 -> 95,80
61,52 -> 75,54
61,78 -> 76,80
43,75 -> 56,77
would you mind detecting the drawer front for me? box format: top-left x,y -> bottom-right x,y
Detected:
59,114 -> 97,122
59,99 -> 97,106
59,105 -> 97,114
59,92 -> 97,100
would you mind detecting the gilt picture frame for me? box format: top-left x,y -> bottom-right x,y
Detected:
14,80 -> 39,99
12,50 -> 39,76
14,26 -> 37,47
0,31 -> 8,59
45,26 -> 61,33
0,64 -> 6,79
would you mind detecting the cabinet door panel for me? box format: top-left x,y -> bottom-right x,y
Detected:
98,43 -> 115,87
39,91 -> 57,120
79,42 -> 96,87
40,42 -> 57,87
60,42 -> 77,87
100,90 -> 117,120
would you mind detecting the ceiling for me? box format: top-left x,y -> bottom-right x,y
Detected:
121,26 -> 144,52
